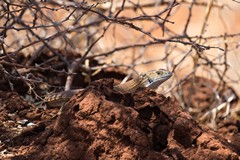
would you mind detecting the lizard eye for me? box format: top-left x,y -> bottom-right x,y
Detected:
156,71 -> 162,75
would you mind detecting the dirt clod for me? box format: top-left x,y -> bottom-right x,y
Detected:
0,79 -> 239,159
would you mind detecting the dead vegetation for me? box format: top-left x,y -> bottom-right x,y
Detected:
0,0 -> 240,159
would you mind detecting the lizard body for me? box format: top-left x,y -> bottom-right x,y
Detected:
44,69 -> 172,107
113,69 -> 172,94
44,89 -> 82,108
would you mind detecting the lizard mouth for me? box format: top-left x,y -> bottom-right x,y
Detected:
162,72 -> 172,79
146,72 -> 172,89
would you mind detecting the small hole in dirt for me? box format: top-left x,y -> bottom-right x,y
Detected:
122,135 -> 131,146
236,120 -> 240,130
73,105 -> 79,112
33,122 -> 46,132
205,97 -> 211,102
210,146 -> 219,151
138,106 -> 160,121
229,128 -> 236,133
94,146 -> 105,158
141,127 -> 150,134
107,115 -> 116,124
200,83 -> 206,88
153,142 -> 165,151
201,90 -> 207,94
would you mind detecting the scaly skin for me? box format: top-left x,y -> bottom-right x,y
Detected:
44,69 -> 172,107
44,89 -> 82,108
113,69 -> 172,94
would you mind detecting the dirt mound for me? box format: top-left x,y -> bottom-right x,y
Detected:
0,79 -> 239,159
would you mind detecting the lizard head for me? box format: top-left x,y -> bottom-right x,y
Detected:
140,69 -> 172,89
155,68 -> 172,79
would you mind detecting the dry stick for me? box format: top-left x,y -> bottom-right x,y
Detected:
172,48 -> 193,72
0,6 -> 35,91
64,23 -> 111,90
2,1 -> 224,56
232,0 -> 240,3
183,0 -> 195,35
60,3 -> 107,90
168,33 -> 240,42
3,1 -> 88,66
86,39 -> 222,61
4,3 -> 70,66
134,1 -> 178,38
0,64 -> 14,90
200,0 -> 214,37
129,0 -> 177,23
113,0 -> 126,18
0,0 -> 234,97
216,34 -> 228,91
199,93 -> 237,122
164,66 -> 198,94
75,3 -> 168,41
1,60 -> 68,75
191,0 -> 214,78
162,0 -> 176,36
27,1 -> 78,60
180,0 -> 225,8
106,1 -> 178,65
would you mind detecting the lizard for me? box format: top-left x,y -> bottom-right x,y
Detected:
44,69 -> 172,108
